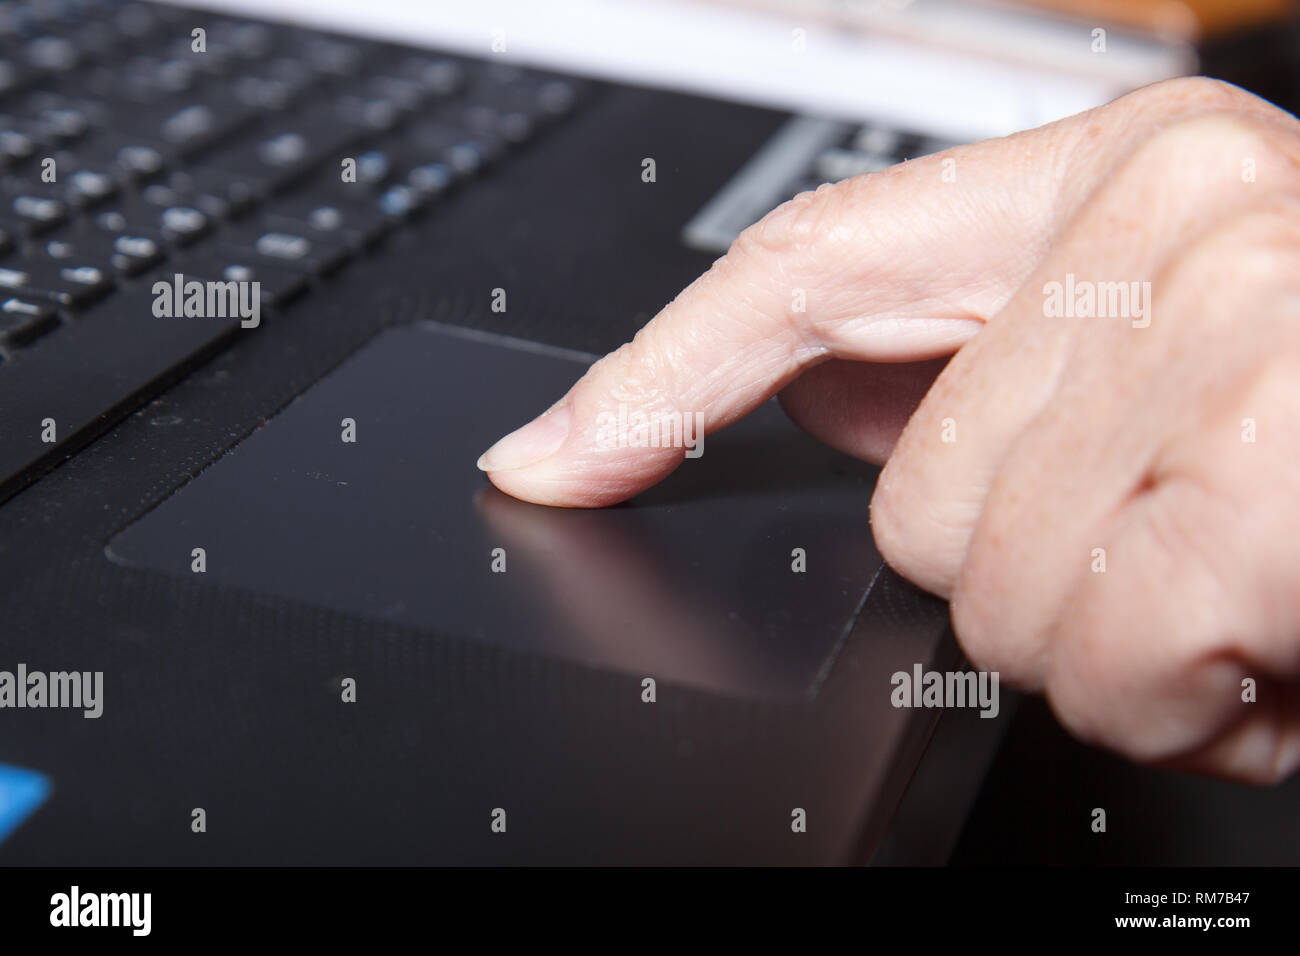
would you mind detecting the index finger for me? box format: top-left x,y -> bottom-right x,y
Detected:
476,78 -> 1275,507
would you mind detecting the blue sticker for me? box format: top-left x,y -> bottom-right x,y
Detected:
0,764 -> 51,844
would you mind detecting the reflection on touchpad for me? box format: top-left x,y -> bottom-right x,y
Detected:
107,323 -> 883,699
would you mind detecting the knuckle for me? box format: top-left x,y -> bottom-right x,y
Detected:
1125,109 -> 1300,195
1147,196 -> 1300,337
586,332 -> 685,415
732,177 -> 870,266
1212,201 -> 1300,274
1131,75 -> 1263,115
1040,617 -> 1174,762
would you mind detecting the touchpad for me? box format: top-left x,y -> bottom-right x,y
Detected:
107,323 -> 883,699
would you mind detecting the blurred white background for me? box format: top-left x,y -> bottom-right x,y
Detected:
157,0 -> 1188,140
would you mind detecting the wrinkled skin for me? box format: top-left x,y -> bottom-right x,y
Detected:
478,78 -> 1300,784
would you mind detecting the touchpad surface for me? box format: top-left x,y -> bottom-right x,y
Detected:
108,322 -> 883,699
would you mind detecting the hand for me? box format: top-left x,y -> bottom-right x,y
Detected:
477,77 -> 1300,784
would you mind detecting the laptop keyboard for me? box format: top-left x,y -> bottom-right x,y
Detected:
0,0 -> 588,501
682,114 -> 961,254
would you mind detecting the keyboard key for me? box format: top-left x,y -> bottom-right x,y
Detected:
0,288 -> 252,500
219,225 -> 351,276
93,195 -> 212,246
0,11 -> 592,502
397,57 -> 465,97
853,126 -> 900,157
119,95 -> 259,159
163,166 -> 264,219
209,20 -> 276,60
0,296 -> 59,348
0,58 -> 35,98
27,103 -> 94,144
66,133 -> 173,182
206,109 -> 365,191
25,35 -> 80,73
8,194 -> 68,234
813,148 -> 892,181
377,183 -> 423,220
261,196 -> 393,248
165,252 -> 308,308
64,168 -> 119,205
289,33 -> 372,76
0,255 -> 114,308
158,205 -> 210,244
230,58 -> 317,110
44,229 -> 166,276
0,128 -> 38,166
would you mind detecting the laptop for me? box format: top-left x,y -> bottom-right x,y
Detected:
0,0 -> 1180,864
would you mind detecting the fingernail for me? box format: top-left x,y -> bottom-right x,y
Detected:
477,403 -> 572,472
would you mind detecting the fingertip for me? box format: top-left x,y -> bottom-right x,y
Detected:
481,437 -> 689,509
477,402 -> 572,474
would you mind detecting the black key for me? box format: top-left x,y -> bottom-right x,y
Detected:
63,17 -> 126,62
405,119 -> 504,176
163,166 -> 264,219
44,229 -> 165,276
155,204 -> 211,245
0,225 -> 14,258
2,147 -> 120,207
0,127 -> 39,166
396,56 -> 465,97
460,102 -> 534,146
120,96 -> 260,159
6,193 -> 68,234
24,101 -> 96,144
114,3 -> 185,43
63,167 -> 119,206
206,109 -> 365,191
208,20 -> 277,60
165,252 -> 307,308
350,148 -> 396,189
360,75 -> 428,113
229,58 -> 317,110
218,225 -> 351,276
261,195 -> 393,248
0,296 -> 59,348
0,57 -> 35,98
164,34 -> 236,77
24,35 -> 80,74
301,147 -> 397,196
465,69 -> 580,123
331,94 -> 402,134
113,141 -> 170,180
376,182 -> 426,220
0,288 -> 250,501
405,161 -> 454,200
111,55 -> 200,99
0,255 -> 113,308
92,196 -> 211,246
288,33 -> 372,77
68,133 -> 172,183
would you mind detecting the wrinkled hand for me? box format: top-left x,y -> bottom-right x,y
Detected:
478,78 -> 1300,784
